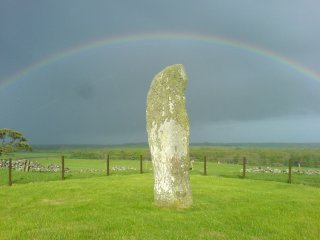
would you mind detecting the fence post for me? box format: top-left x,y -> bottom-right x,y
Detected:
288,158 -> 292,184
61,155 -> 65,180
23,159 -> 27,172
8,158 -> 12,186
106,154 -> 110,176
27,160 -> 31,172
204,156 -> 207,175
140,155 -> 143,174
242,157 -> 247,178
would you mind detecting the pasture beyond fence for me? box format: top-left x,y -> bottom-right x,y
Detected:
0,154 -> 151,186
1,153 -> 320,187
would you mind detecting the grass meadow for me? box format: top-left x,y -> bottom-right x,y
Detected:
1,145 -> 320,239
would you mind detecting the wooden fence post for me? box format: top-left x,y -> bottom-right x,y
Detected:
8,158 -> 12,186
140,155 -> 143,174
204,156 -> 207,175
61,155 -> 65,180
23,159 -> 27,172
27,160 -> 31,172
242,157 -> 247,178
106,154 -> 110,176
288,158 -> 292,184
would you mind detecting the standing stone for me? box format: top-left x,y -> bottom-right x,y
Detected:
146,64 -> 192,208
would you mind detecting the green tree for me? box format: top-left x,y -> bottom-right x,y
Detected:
0,128 -> 32,156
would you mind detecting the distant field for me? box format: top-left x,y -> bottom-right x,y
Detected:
11,144 -> 320,167
1,145 -> 320,187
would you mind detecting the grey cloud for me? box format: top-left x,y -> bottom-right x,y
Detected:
1,1 -> 320,144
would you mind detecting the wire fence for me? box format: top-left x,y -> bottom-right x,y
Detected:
1,154 -> 320,187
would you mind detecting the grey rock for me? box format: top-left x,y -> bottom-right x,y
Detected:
146,64 -> 192,208
0,159 -> 70,173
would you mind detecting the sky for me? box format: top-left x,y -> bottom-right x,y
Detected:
0,0 -> 320,144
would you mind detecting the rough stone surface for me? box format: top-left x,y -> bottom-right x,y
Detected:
146,64 -> 192,208
0,159 -> 70,172
243,166 -> 320,175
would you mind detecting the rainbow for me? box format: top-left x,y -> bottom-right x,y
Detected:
1,32 -> 320,90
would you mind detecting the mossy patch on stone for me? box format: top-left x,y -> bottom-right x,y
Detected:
146,64 -> 192,208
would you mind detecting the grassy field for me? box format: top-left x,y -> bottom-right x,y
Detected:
1,173 -> 320,240
0,158 -> 153,186
1,157 -> 319,187
1,146 -> 320,239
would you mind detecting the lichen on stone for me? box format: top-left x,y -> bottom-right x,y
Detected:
146,64 -> 192,208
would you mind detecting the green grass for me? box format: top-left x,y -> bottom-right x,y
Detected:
10,144 -> 320,167
1,159 -> 319,187
1,146 -> 319,239
2,145 -> 319,187
1,173 -> 320,239
0,158 -> 155,186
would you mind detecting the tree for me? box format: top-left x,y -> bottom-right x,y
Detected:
0,128 -> 32,156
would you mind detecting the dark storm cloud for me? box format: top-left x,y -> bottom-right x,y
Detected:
76,82 -> 96,100
0,1 -> 320,144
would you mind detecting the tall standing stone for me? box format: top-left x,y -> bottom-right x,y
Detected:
146,64 -> 192,208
